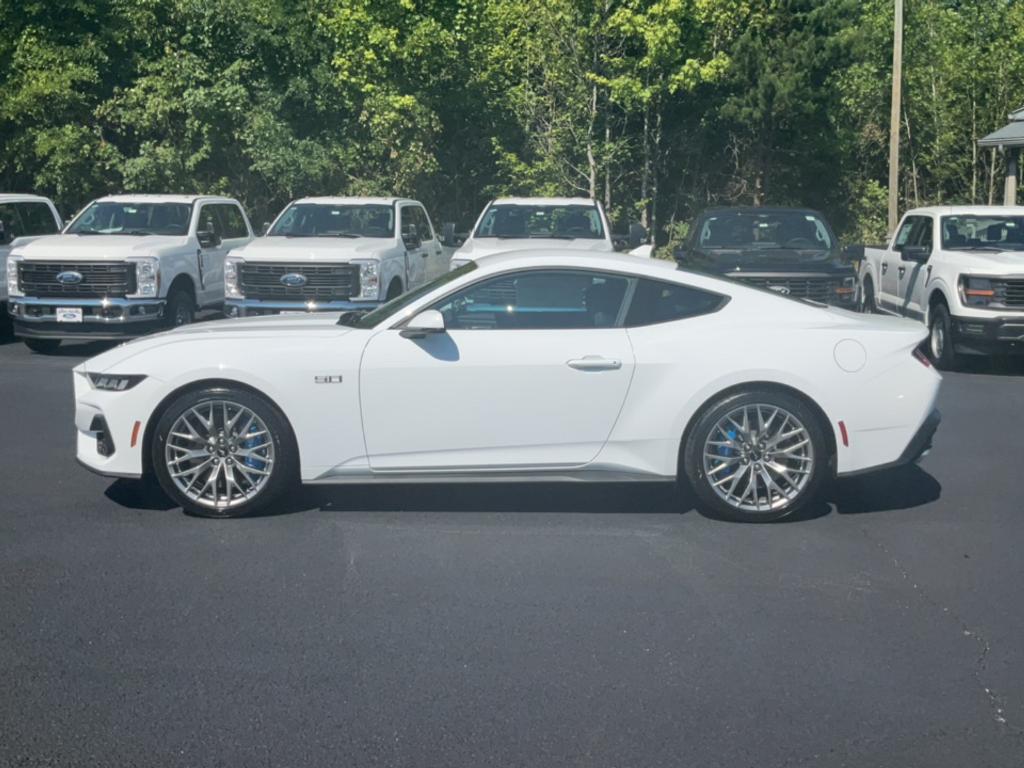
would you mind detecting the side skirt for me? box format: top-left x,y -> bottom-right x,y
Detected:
308,465 -> 676,485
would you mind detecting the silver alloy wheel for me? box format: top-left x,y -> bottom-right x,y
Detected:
702,404 -> 814,514
164,400 -> 275,510
930,317 -> 945,360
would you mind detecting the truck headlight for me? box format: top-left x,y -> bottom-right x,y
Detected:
128,257 -> 159,298
87,373 -> 147,391
834,276 -> 856,301
224,256 -> 244,299
959,276 -> 995,307
353,260 -> 379,300
6,256 -> 22,297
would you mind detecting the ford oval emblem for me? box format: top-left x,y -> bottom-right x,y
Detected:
56,270 -> 84,285
280,273 -> 307,288
768,285 -> 791,296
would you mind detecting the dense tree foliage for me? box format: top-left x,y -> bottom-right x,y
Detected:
1,0 -> 1021,244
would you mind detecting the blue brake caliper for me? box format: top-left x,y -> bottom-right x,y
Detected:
241,423 -> 266,471
718,428 -> 738,476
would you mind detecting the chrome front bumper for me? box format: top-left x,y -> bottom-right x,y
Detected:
10,297 -> 166,339
225,298 -> 380,317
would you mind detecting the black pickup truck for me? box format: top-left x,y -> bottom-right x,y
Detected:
675,207 -> 862,308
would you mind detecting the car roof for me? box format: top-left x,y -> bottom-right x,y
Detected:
0,194 -> 55,204
490,197 -> 599,207
903,205 -> 1024,217
289,196 -> 412,206
469,248 -> 697,284
697,206 -> 827,217
95,194 -> 241,205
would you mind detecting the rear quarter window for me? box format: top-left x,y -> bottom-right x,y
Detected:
625,278 -> 728,327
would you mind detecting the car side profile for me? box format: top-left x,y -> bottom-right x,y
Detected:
73,251 -> 941,523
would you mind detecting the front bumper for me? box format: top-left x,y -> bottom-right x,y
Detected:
10,297 -> 166,340
225,298 -> 379,317
950,314 -> 1024,355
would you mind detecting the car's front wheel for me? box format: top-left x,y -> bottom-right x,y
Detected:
683,390 -> 829,522
151,386 -> 298,518
927,302 -> 962,371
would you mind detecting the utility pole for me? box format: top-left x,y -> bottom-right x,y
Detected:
887,0 -> 904,235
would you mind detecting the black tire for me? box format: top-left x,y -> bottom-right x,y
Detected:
386,279 -> 404,300
682,389 -> 830,523
23,337 -> 61,354
151,386 -> 298,518
166,287 -> 195,328
927,302 -> 962,370
859,278 -> 878,313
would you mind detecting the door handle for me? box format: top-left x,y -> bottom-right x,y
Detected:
567,356 -> 622,371
881,262 -> 888,275
898,266 -> 906,278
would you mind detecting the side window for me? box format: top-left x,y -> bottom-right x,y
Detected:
433,270 -> 629,330
0,204 -> 24,239
913,217 -> 933,251
17,203 -> 59,236
415,207 -> 434,241
401,206 -> 431,242
893,217 -> 918,251
625,279 -> 727,327
197,205 -> 220,237
216,204 -> 249,239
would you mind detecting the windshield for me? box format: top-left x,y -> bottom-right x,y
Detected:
268,203 -> 394,238
941,215 -> 1024,251
67,202 -> 191,236
698,211 -> 833,252
341,262 -> 479,329
474,204 -> 605,240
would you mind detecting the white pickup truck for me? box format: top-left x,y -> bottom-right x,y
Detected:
7,194 -> 254,352
858,205 -> 1024,368
449,197 -> 649,269
224,197 -> 452,316
0,194 -> 63,316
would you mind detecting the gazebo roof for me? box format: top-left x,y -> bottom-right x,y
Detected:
979,106 -> 1024,148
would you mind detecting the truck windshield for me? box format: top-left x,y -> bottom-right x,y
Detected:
67,202 -> 191,236
474,204 -> 605,240
268,203 -> 395,238
941,215 -> 1024,251
697,211 -> 833,252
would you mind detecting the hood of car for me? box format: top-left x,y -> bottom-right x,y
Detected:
12,234 -> 188,260
456,238 -> 613,259
232,236 -> 395,262
944,249 -> 1024,272
76,314 -> 353,373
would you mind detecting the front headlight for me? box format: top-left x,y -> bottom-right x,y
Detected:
6,256 -> 22,297
352,260 -> 379,300
128,257 -> 159,298
224,256 -> 244,299
88,373 -> 147,391
959,276 -> 996,307
835,276 -> 857,301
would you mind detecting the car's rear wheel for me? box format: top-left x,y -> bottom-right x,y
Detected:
151,387 -> 297,518
23,337 -> 61,354
683,390 -> 829,522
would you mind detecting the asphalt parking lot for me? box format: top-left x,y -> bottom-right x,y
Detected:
2,335 -> 1023,768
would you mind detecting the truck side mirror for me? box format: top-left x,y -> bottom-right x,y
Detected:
901,244 -> 931,264
440,222 -> 463,248
197,229 -> 220,249
841,244 -> 865,262
628,222 -> 648,249
402,225 -> 421,250
260,221 -> 271,236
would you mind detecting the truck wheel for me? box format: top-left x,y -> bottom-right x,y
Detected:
386,279 -> 403,300
24,338 -> 61,354
682,389 -> 828,523
166,288 -> 195,328
927,302 -> 962,371
151,386 -> 299,518
859,279 -> 878,313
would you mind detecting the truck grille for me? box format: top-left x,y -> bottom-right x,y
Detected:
239,263 -> 361,302
18,262 -> 137,298
995,279 -> 1024,308
732,275 -> 841,303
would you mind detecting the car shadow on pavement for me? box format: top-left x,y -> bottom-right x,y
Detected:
104,464 -> 941,523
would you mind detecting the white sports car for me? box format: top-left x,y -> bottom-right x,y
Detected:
73,250 -> 941,522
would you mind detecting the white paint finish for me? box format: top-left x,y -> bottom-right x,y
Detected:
0,194 -> 62,303
834,339 -> 868,372
359,327 -> 635,470
73,249 -> 941,484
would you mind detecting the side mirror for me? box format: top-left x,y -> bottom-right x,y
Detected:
0,221 -> 8,245
260,221 -> 271,236
901,244 -> 931,263
197,229 -> 219,249
841,244 -> 865,262
402,225 -> 421,250
400,309 -> 446,339
440,222 -> 463,248
628,222 -> 648,249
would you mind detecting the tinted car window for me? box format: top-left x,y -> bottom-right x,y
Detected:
15,203 -> 59,236
434,270 -> 629,330
475,204 -> 605,239
197,205 -> 220,237
216,204 -> 249,239
67,202 -> 191,235
268,203 -> 394,237
402,206 -> 432,242
625,279 -> 726,327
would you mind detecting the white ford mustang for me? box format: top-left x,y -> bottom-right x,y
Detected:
73,250 -> 941,522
